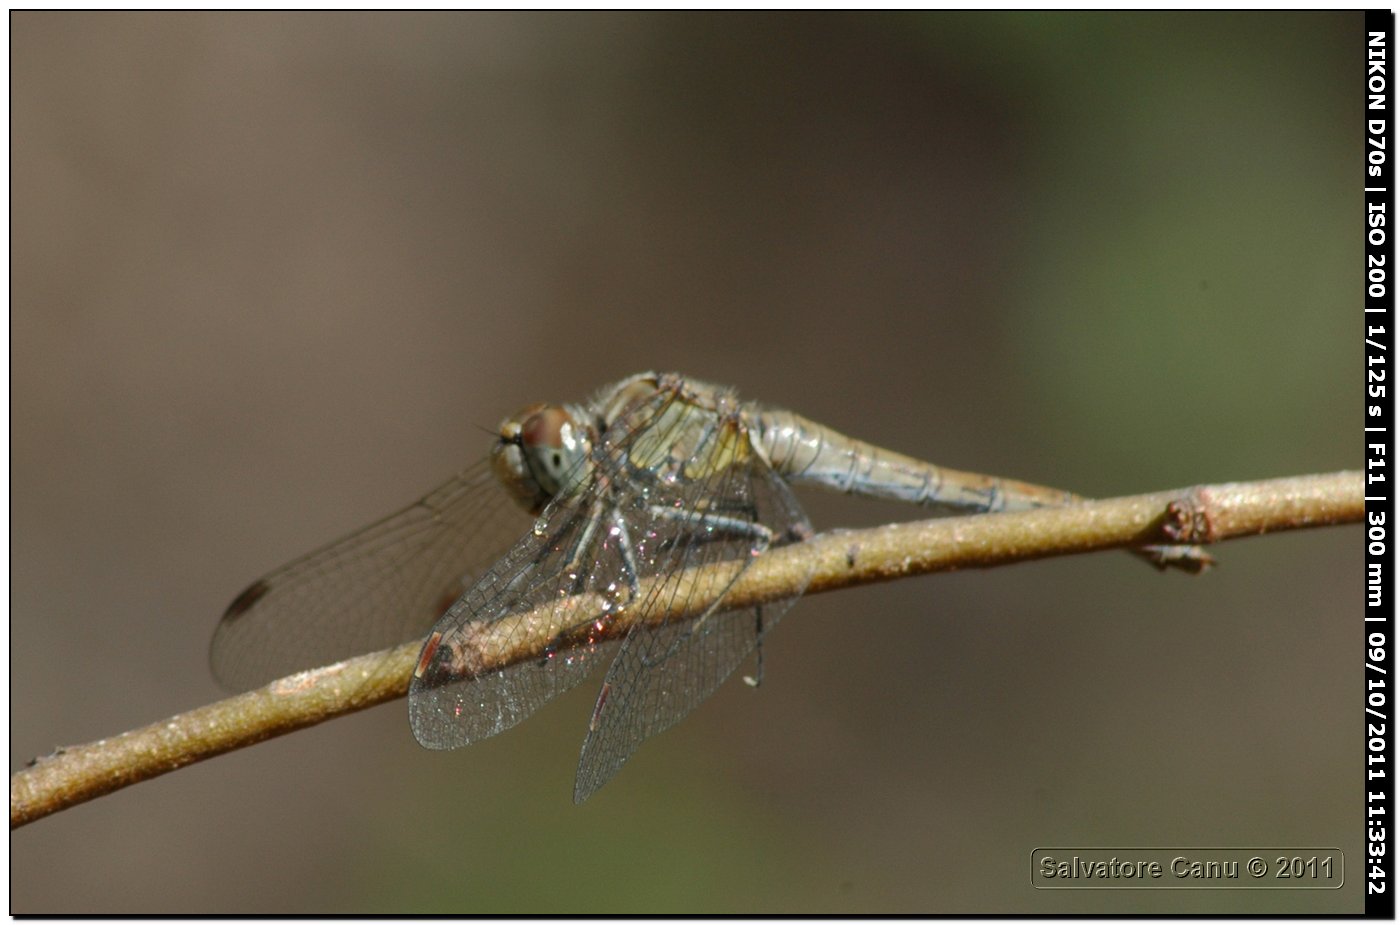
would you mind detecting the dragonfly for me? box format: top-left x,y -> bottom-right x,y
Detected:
211,371 -> 1208,802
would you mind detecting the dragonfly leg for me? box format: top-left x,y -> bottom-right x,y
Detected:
560,505 -> 604,595
644,503 -> 773,549
609,506 -> 642,598
634,506 -> 778,669
743,605 -> 767,688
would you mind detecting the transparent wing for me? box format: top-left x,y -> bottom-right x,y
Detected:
406,381 -> 813,800
406,479 -> 626,747
405,389 -> 703,748
210,459 -> 530,692
571,420 -> 812,802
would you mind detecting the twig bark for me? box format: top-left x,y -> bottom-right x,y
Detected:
10,470 -> 1363,829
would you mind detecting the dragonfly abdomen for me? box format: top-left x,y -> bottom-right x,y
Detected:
755,408 -> 1076,515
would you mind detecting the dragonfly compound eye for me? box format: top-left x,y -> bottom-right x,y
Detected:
491,403 -> 591,514
519,405 -> 589,497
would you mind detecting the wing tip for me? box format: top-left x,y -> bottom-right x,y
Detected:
221,578 -> 271,622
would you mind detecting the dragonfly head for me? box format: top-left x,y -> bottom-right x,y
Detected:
492,402 -> 593,515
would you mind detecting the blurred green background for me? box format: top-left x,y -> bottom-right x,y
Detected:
11,12 -> 1359,913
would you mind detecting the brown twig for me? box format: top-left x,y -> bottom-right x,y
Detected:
10,470 -> 1363,829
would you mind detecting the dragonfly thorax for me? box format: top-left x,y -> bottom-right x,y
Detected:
491,402 -> 595,515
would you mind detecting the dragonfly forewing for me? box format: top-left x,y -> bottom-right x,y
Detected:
209,459 -> 530,692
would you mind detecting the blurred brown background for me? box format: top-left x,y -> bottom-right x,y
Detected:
12,12 -> 1359,913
